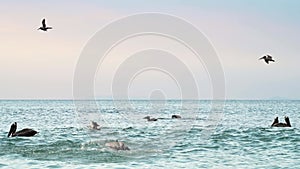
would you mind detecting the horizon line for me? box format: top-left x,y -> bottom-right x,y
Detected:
0,98 -> 299,101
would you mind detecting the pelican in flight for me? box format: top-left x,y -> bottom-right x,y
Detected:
38,19 -> 52,31
259,54 -> 275,64
7,122 -> 38,137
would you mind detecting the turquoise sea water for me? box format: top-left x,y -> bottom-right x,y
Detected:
0,100 -> 299,169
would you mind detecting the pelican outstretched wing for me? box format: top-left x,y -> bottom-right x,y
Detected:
259,56 -> 266,60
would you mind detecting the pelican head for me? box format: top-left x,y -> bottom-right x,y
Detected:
7,122 -> 17,137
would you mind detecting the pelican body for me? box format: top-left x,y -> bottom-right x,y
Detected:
89,121 -> 101,130
143,116 -> 157,121
7,122 -> 37,137
271,116 -> 291,127
105,140 -> 130,150
38,19 -> 52,31
172,115 -> 182,119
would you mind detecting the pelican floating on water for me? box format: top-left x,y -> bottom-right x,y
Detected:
38,19 -> 52,31
89,121 -> 101,130
7,122 -> 37,137
259,54 -> 275,64
271,116 -> 291,127
143,116 -> 157,121
105,140 -> 130,150
171,115 -> 181,119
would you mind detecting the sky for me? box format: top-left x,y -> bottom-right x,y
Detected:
0,0 -> 300,100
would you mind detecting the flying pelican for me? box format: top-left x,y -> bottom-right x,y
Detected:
38,19 -> 52,31
7,122 -> 38,137
259,54 -> 275,64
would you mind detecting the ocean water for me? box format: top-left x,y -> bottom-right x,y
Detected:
0,100 -> 299,169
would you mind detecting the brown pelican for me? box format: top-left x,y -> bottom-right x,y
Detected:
89,121 -> 101,130
7,122 -> 38,137
259,54 -> 275,64
143,116 -> 157,121
38,19 -> 52,31
271,116 -> 291,127
172,115 -> 182,119
105,140 -> 130,150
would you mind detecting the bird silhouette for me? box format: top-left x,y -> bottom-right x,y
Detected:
89,121 -> 101,130
271,116 -> 291,127
7,122 -> 38,137
259,54 -> 275,64
38,19 -> 52,31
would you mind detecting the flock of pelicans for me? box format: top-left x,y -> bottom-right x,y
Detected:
271,116 -> 291,127
6,114 -> 182,150
7,115 -> 291,151
6,18 -> 280,150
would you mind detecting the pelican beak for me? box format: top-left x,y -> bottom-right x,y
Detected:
7,126 -> 13,137
7,122 -> 17,137
7,131 -> 12,137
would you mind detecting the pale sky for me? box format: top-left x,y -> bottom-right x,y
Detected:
0,0 -> 300,99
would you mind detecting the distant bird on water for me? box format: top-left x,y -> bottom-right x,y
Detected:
271,116 -> 291,127
105,140 -> 130,151
143,116 -> 158,121
89,121 -> 101,130
38,19 -> 52,31
259,54 -> 275,64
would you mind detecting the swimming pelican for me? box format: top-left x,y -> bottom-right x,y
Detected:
38,19 -> 52,31
105,140 -> 130,150
259,54 -> 275,64
171,115 -> 182,119
143,116 -> 158,121
89,121 -> 101,130
271,116 -> 291,127
7,122 -> 38,137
